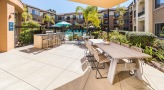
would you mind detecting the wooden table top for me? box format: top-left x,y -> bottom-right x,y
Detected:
89,39 -> 104,44
95,42 -> 151,60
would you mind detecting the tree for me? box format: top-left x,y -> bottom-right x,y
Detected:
88,10 -> 101,28
116,5 -> 127,30
42,14 -> 55,26
19,21 -> 40,45
76,6 -> 100,31
22,5 -> 32,22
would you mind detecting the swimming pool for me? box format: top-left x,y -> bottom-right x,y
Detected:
65,30 -> 86,39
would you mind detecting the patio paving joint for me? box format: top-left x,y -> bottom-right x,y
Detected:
0,68 -> 40,90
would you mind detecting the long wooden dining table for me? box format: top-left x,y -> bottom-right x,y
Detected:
89,39 -> 151,84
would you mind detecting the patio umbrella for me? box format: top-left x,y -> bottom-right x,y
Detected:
52,21 -> 72,27
69,0 -> 127,8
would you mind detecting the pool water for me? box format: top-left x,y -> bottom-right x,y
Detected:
65,30 -> 86,39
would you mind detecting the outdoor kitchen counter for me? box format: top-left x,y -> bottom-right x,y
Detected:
34,33 -> 56,49
34,33 -> 56,36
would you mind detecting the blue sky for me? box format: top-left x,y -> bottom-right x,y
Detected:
22,0 -> 133,14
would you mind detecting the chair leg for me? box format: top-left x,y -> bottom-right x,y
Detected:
95,62 -> 107,79
103,63 -> 105,69
91,59 -> 97,69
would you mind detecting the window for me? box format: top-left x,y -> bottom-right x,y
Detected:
115,13 -> 119,18
155,0 -> 164,9
37,11 -> 40,16
155,23 -> 164,38
32,9 -> 36,15
79,15 -> 83,19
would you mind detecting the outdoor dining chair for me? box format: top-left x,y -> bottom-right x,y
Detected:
92,48 -> 111,79
84,40 -> 94,60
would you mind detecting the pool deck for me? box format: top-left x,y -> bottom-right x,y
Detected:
0,44 -> 164,90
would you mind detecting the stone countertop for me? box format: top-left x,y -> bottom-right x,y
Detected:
34,33 -> 56,36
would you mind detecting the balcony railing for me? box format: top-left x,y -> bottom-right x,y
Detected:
73,17 -> 76,20
138,10 -> 145,17
103,22 -> 109,24
104,14 -> 108,18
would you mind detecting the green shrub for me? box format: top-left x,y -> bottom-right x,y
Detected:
110,31 -> 128,43
154,49 -> 164,61
98,31 -> 108,40
73,34 -> 78,40
92,31 -> 100,39
144,46 -> 153,56
19,21 -> 40,45
68,36 -> 73,41
144,46 -> 154,61
126,32 -> 157,48
153,39 -> 164,50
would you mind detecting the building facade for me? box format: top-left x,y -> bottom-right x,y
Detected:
0,0 -> 24,52
55,9 -> 130,31
132,0 -> 164,38
25,4 -> 56,25
55,12 -> 84,26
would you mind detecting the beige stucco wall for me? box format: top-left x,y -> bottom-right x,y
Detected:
153,7 -> 164,23
0,0 -> 8,52
153,7 -> 164,34
145,0 -> 153,33
7,3 -> 15,50
0,0 -> 23,52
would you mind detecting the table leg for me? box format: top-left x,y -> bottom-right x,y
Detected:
135,59 -> 143,80
107,58 -> 118,84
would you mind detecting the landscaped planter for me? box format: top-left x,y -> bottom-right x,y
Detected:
151,61 -> 164,72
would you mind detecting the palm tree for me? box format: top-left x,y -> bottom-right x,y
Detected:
42,14 -> 55,26
76,6 -> 98,33
22,5 -> 32,22
116,5 -> 127,30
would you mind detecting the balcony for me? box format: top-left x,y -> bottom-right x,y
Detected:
103,22 -> 109,24
130,11 -> 132,16
66,17 -> 70,20
58,18 -> 62,20
138,10 -> 145,17
103,14 -> 108,18
73,16 -> 76,20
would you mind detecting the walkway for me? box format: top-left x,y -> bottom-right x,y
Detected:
0,44 -> 163,90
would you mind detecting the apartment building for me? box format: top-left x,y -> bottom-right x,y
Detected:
56,9 -> 129,31
99,9 -> 129,31
132,0 -> 164,38
55,12 -> 84,25
25,4 -> 56,25
128,3 -> 134,31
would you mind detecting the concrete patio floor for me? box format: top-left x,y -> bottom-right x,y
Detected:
0,44 -> 163,90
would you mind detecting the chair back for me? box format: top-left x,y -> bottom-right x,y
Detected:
93,48 -> 100,62
85,40 -> 94,55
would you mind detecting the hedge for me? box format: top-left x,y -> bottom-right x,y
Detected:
126,32 -> 157,48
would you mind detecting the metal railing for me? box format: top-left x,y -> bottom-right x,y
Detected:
138,10 -> 145,17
